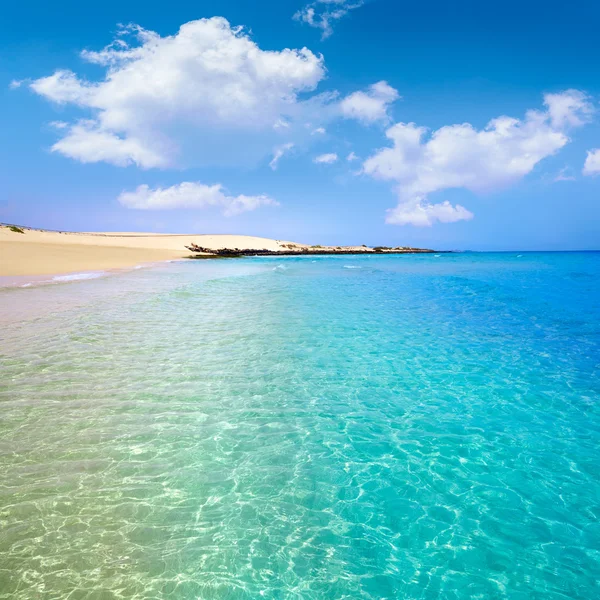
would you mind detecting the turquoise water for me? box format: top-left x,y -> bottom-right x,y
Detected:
1,253 -> 599,599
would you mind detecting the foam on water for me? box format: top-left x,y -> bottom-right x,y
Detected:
1,252 -> 599,599
52,271 -> 106,282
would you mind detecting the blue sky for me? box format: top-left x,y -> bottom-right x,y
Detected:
1,0 -> 599,250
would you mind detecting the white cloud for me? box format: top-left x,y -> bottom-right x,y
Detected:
347,151 -> 359,161
118,182 -> 278,216
294,0 -> 364,39
340,81 -> 399,124
363,90 -> 593,226
583,149 -> 600,176
386,200 -> 473,227
314,152 -> 338,164
52,120 -> 168,168
27,18 -> 325,168
30,70 -> 94,105
21,19 -> 409,172
269,143 -> 295,170
274,119 -> 291,130
545,91 -> 594,128
553,167 -> 576,182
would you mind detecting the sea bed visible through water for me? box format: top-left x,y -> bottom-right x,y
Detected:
1,253 -> 599,599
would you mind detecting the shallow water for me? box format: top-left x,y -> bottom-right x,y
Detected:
1,253 -> 599,599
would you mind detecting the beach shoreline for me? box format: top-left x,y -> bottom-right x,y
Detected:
1,224 -> 439,280
0,261 -> 181,289
0,225 -> 298,278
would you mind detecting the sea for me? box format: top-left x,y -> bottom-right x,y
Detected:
1,252 -> 599,599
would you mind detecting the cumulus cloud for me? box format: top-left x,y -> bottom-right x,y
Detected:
30,70 -> 94,105
314,152 -> 338,164
118,182 -> 278,216
340,81 -> 399,124
27,18 -> 325,168
363,90 -> 593,226
19,18 -> 405,172
386,201 -> 473,227
51,120 -> 168,168
583,149 -> 600,176
294,0 -> 364,39
347,151 -> 359,161
545,91 -> 594,128
269,143 -> 295,170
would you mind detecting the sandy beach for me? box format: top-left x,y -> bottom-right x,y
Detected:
0,226 -> 300,277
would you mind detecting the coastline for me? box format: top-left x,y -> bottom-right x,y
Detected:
0,225 -> 298,278
0,262 -> 174,289
1,224 -> 439,280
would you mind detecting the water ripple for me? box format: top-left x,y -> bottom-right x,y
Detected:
0,253 -> 599,599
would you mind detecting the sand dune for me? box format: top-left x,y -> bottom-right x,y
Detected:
0,226 -> 303,276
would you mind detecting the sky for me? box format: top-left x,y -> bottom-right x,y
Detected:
1,0 -> 599,250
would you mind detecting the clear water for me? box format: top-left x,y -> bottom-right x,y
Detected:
1,253 -> 599,599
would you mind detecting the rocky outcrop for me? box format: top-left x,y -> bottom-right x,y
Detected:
185,243 -> 441,257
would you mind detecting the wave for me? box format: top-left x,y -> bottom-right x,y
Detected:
52,271 -> 106,282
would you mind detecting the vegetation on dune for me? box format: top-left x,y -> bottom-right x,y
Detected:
4,224 -> 25,234
185,242 -> 438,257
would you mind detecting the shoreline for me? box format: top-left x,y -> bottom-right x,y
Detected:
1,224 -> 441,281
0,225 -> 299,277
0,260 -> 180,289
